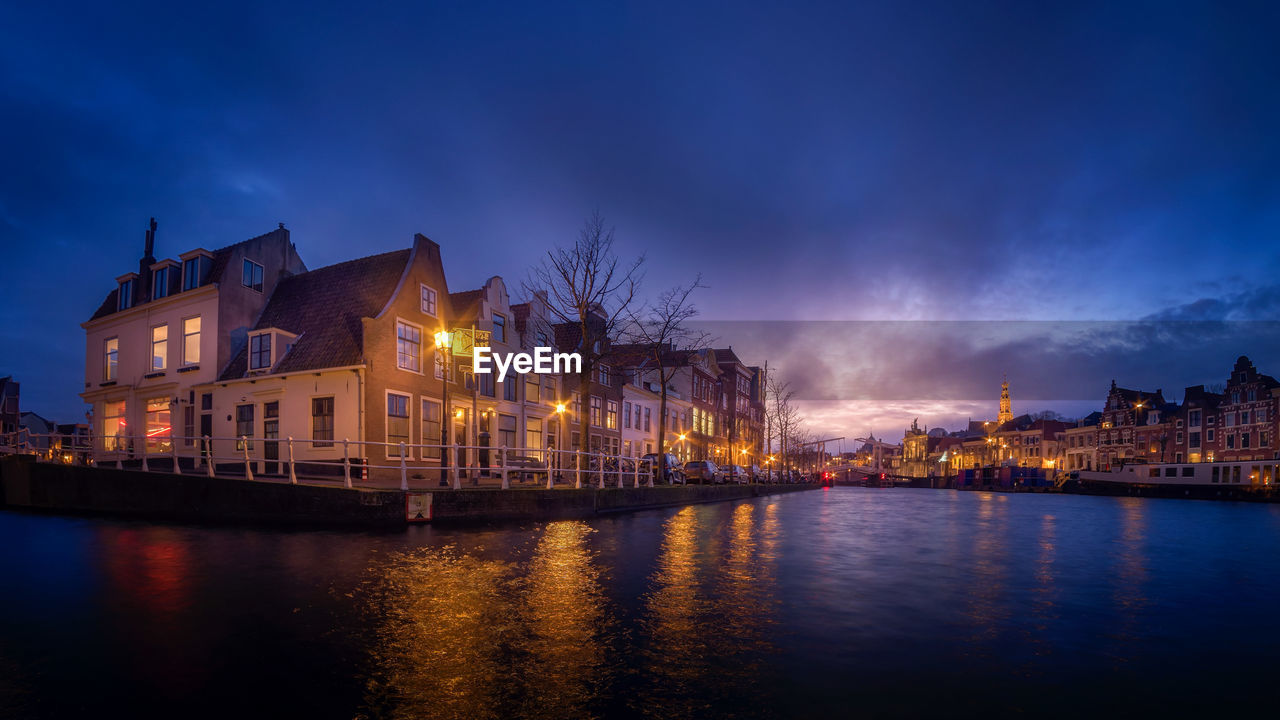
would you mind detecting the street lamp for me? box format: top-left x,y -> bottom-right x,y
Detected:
434,330 -> 452,487
551,403 -> 567,489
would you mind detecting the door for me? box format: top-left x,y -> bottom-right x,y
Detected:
263,401 -> 280,474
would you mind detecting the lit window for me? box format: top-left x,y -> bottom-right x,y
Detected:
103,400 -> 126,451
182,316 -> 201,366
590,396 -> 602,427
492,313 -> 507,344
607,400 -> 618,430
242,259 -> 264,292
104,337 -> 119,381
250,333 -> 272,370
150,325 -> 167,371
397,321 -> 421,372
145,398 -> 171,453
420,284 -> 437,316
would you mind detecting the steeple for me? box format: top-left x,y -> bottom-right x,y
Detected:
998,374 -> 1013,426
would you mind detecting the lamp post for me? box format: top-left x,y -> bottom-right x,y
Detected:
434,330 -> 452,487
551,403 -> 566,490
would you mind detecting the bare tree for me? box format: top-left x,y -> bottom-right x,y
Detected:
625,275 -> 711,484
522,211 -> 644,456
766,375 -> 800,477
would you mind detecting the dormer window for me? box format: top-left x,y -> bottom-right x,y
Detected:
242,259 -> 264,292
180,250 -> 213,291
250,333 -> 272,370
150,260 -> 179,300
117,274 -> 137,311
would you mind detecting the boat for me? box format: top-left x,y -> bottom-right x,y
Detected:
1067,460 -> 1280,501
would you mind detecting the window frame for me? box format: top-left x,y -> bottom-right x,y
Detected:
150,324 -> 168,371
386,391 -> 412,458
311,396 -> 335,448
249,332 -> 272,371
104,337 -> 119,381
420,284 -> 438,317
182,316 -> 201,366
242,258 -> 264,292
395,318 -> 424,374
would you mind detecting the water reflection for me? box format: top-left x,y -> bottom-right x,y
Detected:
360,521 -> 612,720
517,521 -> 611,718
1109,498 -> 1150,660
631,502 -> 781,718
964,493 -> 1010,658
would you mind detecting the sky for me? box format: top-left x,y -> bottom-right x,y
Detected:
2,0 -> 1279,440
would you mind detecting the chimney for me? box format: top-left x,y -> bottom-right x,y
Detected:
139,217 -> 157,301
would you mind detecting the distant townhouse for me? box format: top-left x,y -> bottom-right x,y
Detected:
1061,412 -> 1102,471
1097,382 -> 1168,469
1216,356 -> 1278,462
81,221 -> 307,463
1163,385 -> 1223,464
712,348 -> 763,468
610,343 -> 699,462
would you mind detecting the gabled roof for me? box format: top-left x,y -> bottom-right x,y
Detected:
220,249 -> 410,379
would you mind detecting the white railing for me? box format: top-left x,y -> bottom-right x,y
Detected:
0,430 -> 686,492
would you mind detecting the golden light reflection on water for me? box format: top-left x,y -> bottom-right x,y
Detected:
631,503 -> 781,718
358,521 -> 612,720
1110,497 -> 1150,659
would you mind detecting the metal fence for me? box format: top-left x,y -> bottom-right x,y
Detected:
0,430 -> 711,491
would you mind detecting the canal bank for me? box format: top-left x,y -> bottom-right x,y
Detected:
0,455 -> 819,527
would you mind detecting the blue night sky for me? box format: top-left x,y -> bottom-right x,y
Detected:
2,1 -> 1279,439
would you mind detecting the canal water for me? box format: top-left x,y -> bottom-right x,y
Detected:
4,487 -> 1280,718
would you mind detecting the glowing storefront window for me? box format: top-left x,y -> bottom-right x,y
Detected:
145,398 -> 172,453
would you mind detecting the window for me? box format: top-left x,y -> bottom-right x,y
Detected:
1241,411 -> 1250,425
1224,412 -> 1235,427
148,325 -> 167,371
606,400 -> 618,430
644,407 -> 651,432
387,393 -> 410,455
590,396 -> 602,426
599,365 -> 610,386
104,337 -> 119,381
103,400 -> 126,451
118,279 -> 135,311
1248,390 -> 1257,402
182,316 -> 201,366
396,321 -> 421,372
1242,433 -> 1251,449
635,404 -> 642,430
503,378 -> 518,402
492,313 -> 506,344
542,376 -> 555,403
201,393 -> 213,411
250,333 -> 272,370
183,406 -> 195,447
420,284 -> 438,316
572,393 -> 581,420
1190,431 -> 1201,449
477,372 -> 495,397
498,414 -> 517,448
421,399 -> 442,459
525,373 -> 539,404
235,404 -> 254,449
526,418 -> 543,459
1189,410 -> 1201,427
312,397 -> 334,448
242,259 -> 264,292
624,401 -> 632,429
183,255 -> 210,290
1207,428 -> 1215,443
152,268 -> 170,299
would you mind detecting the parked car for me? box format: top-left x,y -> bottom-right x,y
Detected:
726,464 -> 750,483
640,453 -> 685,484
682,460 -> 720,484
749,465 -> 764,482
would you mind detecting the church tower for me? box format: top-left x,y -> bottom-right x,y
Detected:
998,375 -> 1013,426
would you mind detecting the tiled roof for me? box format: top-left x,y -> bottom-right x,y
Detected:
449,289 -> 484,321
220,249 -> 410,379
